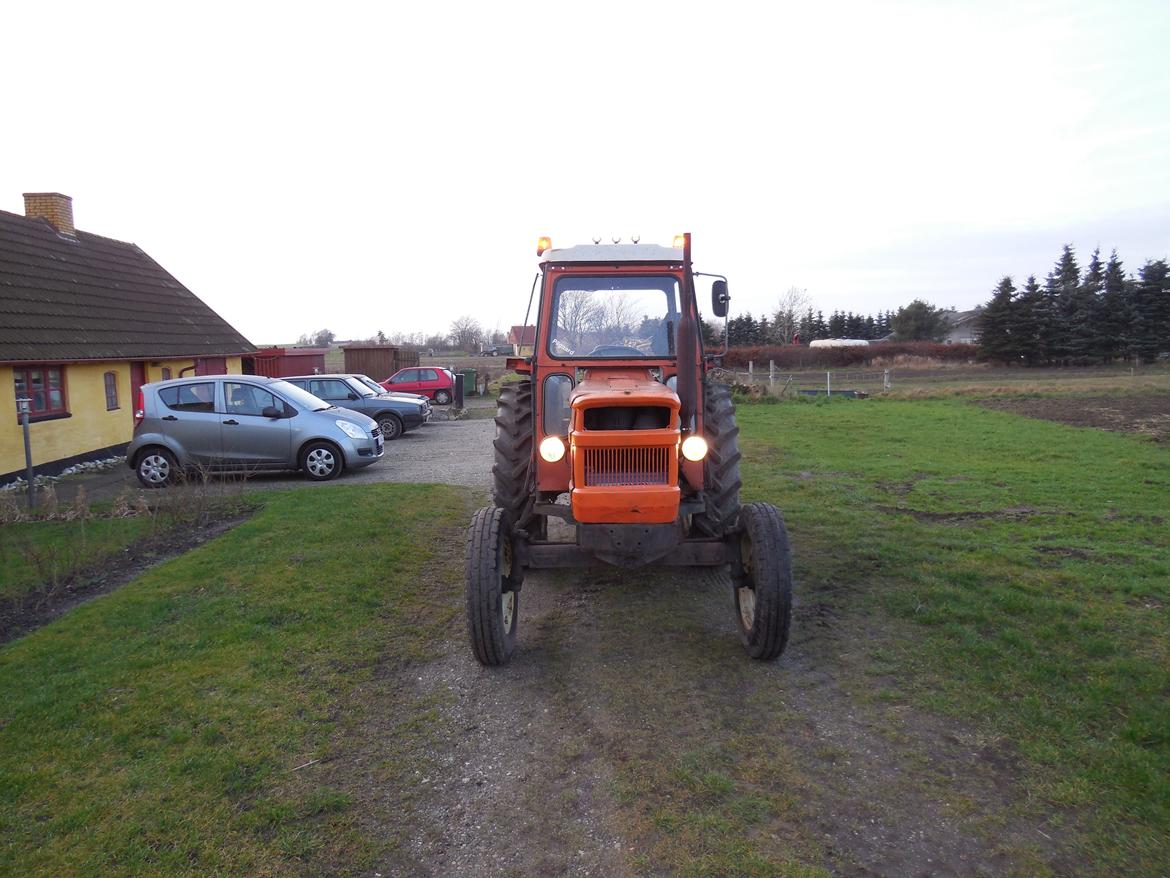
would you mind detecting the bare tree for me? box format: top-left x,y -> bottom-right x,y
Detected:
772,287 -> 811,344
596,295 -> 638,339
557,290 -> 602,351
449,315 -> 484,352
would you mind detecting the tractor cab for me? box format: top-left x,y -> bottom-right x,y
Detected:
465,234 -> 793,667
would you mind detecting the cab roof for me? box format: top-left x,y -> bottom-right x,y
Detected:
539,243 -> 683,264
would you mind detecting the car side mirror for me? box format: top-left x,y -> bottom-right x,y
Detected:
262,405 -> 281,419
711,280 -> 730,318
348,392 -> 359,400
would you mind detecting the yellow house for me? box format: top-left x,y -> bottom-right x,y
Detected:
1,193 -> 256,482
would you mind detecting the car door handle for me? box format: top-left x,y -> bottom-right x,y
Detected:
222,419 -> 239,425
161,415 -> 178,421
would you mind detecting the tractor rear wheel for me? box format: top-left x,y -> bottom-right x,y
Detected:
732,502 -> 793,661
493,379 -> 534,519
466,506 -> 521,666
693,383 -> 742,537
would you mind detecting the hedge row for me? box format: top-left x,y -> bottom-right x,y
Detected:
720,341 -> 980,368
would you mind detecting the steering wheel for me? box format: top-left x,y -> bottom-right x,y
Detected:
551,337 -> 576,356
588,345 -> 647,357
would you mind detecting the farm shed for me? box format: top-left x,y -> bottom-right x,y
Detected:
342,345 -> 419,381
244,346 -> 329,377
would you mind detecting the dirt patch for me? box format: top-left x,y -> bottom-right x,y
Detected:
0,512 -> 253,645
978,394 -> 1170,441
875,504 -> 1039,524
332,554 -> 1075,877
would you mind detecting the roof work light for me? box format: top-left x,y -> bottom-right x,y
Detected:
537,236 -> 552,255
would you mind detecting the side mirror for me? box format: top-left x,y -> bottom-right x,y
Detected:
261,405 -> 281,419
348,392 -> 359,400
711,280 -> 730,318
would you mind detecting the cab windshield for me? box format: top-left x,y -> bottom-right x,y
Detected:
548,274 -> 680,358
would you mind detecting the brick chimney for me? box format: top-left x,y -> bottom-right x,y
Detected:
23,192 -> 75,236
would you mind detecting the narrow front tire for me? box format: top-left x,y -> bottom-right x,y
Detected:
732,502 -> 793,661
466,506 -> 520,666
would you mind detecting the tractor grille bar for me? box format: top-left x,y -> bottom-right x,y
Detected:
583,446 -> 669,487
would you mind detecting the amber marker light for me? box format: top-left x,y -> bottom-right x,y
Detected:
539,435 -> 566,462
681,435 -> 709,462
672,234 -> 686,249
537,236 -> 552,255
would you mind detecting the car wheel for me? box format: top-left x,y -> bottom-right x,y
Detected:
300,441 -> 343,481
435,389 -> 453,405
136,447 -> 179,489
378,414 -> 403,441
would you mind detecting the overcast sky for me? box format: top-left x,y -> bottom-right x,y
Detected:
5,0 -> 1168,344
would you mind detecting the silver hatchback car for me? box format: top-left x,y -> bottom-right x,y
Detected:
127,375 -> 383,488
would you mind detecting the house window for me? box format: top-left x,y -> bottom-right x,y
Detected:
104,371 -> 120,410
13,365 -> 68,419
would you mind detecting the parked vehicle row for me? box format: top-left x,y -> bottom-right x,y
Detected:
127,372 -> 439,488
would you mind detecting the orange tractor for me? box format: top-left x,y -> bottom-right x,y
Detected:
466,234 -> 793,665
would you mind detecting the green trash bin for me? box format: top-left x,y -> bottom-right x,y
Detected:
460,368 -> 478,396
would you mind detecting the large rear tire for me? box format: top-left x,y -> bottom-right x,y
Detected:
492,379 -> 534,519
693,383 -> 742,537
466,506 -> 520,666
732,502 -> 793,661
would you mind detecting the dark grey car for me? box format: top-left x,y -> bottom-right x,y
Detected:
282,374 -> 430,440
127,375 -> 383,487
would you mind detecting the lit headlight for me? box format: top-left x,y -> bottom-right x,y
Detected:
539,435 -> 566,462
681,435 -> 709,461
336,419 -> 366,439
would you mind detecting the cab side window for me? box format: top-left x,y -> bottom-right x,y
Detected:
160,382 -> 215,413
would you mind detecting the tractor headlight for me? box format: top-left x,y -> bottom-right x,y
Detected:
539,436 -> 566,462
681,435 -> 709,462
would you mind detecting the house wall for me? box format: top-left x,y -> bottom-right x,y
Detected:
1,357 -> 242,479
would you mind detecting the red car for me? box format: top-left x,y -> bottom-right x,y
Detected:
381,367 -> 456,405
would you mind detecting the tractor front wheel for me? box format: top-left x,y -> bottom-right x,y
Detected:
731,502 -> 793,661
466,506 -> 521,666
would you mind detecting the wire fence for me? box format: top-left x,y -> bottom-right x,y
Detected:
711,361 -> 892,398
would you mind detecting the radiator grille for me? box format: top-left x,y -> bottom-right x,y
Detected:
583,446 -> 669,487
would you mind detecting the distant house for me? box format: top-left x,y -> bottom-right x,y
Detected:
507,324 -> 536,356
942,308 -> 983,345
1,192 -> 256,481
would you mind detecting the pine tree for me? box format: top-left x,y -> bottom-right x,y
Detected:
864,316 -> 876,339
977,276 -> 1018,363
1012,275 -> 1044,365
798,309 -> 815,343
1099,250 -> 1131,361
1065,247 -> 1104,364
1038,245 -> 1079,363
1130,260 -> 1170,363
813,311 -> 828,339
828,310 -> 846,337
757,316 -> 772,345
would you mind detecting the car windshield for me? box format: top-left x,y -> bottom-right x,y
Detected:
344,377 -> 377,398
548,274 -> 681,358
269,379 -> 333,412
355,375 -> 386,394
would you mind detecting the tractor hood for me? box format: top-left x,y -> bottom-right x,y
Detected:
569,368 -> 681,423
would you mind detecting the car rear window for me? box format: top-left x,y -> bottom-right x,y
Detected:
159,382 -> 215,413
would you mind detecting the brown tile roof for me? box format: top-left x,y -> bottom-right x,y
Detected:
507,324 -> 536,345
0,209 -> 256,363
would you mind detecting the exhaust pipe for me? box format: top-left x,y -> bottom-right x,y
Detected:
676,232 -> 699,431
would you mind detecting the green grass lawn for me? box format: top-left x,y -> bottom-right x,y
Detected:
738,397 -> 1170,874
0,484 -> 472,876
0,515 -> 157,601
